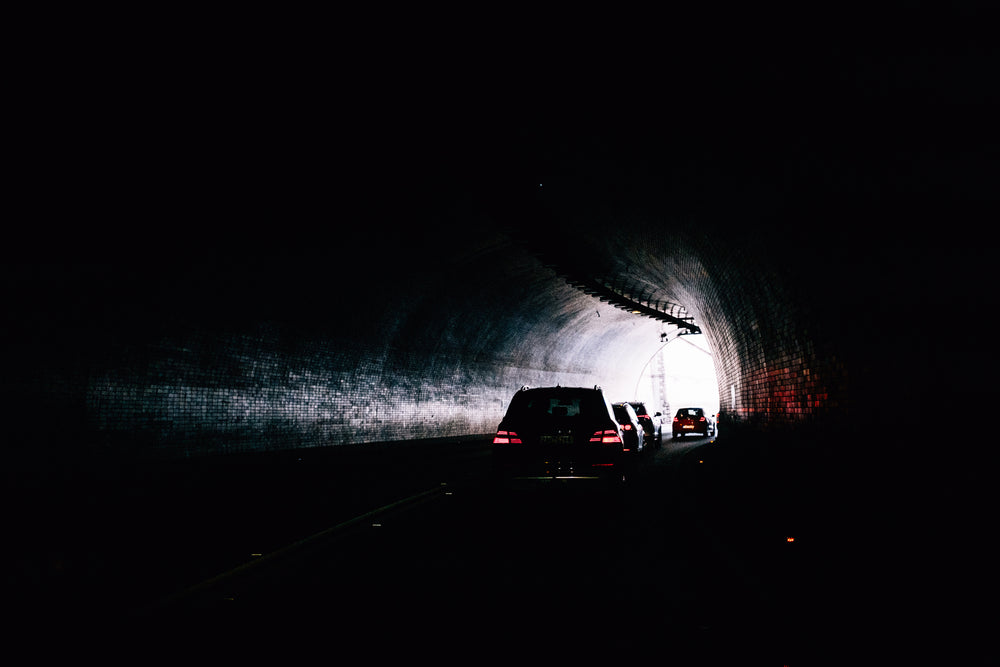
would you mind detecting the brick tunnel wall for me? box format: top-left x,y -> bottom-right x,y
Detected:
655,228 -> 851,438
6,62 -> 992,464
7,186 -> 989,466
3,199 -> 986,465
685,186 -> 990,444
512,117 -> 991,447
3,241 -> 666,461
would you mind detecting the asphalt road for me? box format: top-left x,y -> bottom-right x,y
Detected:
132,436 -> 782,662
10,433 -> 988,664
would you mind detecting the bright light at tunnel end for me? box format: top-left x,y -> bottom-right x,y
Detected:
635,329 -> 719,419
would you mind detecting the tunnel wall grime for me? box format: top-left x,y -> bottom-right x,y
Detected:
681,237 -> 850,437
6,196 -> 985,466
561,226 -> 854,440
5,94 -> 992,466
3,245 -> 665,461
514,136 -> 990,447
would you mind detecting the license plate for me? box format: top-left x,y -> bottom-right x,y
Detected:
540,435 -> 573,444
683,425 -> 694,429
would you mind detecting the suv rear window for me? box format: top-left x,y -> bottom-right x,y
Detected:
506,390 -> 607,420
676,408 -> 704,418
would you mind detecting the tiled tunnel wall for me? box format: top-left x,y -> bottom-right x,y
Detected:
2,217 -> 883,462
6,202 -> 984,465
508,125 -> 988,447
5,105 -> 989,464
3,250 -> 667,460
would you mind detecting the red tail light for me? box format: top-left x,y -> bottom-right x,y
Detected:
622,424 -> 633,430
673,417 -> 679,423
493,430 -> 522,444
590,429 -> 622,444
699,416 -> 706,422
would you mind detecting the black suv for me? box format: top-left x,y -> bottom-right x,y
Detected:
492,386 -> 626,481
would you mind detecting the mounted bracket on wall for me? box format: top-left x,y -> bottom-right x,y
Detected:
562,273 -> 701,334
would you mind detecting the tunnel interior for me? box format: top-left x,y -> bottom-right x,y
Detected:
5,105 -> 991,465
7,0 -> 995,474
5,33 -> 997,660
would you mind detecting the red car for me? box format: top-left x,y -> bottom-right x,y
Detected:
672,407 -> 716,438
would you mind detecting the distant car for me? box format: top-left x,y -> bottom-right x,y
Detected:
629,401 -> 662,446
493,385 -> 627,482
611,402 -> 644,453
672,407 -> 716,438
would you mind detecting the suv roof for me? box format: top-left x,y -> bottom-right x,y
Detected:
612,402 -> 638,417
503,385 -> 616,421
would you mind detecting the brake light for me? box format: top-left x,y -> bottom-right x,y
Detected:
493,430 -> 522,444
622,424 -> 633,430
699,416 -> 705,422
590,429 -> 622,444
673,417 -> 679,423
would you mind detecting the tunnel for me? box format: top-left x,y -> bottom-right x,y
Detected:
5,38 -> 995,661
8,119 -> 989,460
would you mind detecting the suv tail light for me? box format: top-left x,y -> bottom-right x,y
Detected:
673,417 -> 679,423
699,416 -> 706,422
589,429 -> 622,444
493,430 -> 521,444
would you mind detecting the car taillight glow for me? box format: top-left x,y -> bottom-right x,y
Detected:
589,429 -> 622,444
493,430 -> 521,444
699,416 -> 705,422
673,417 -> 679,423
622,424 -> 632,430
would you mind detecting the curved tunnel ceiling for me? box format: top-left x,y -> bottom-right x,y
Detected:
4,43 -> 994,460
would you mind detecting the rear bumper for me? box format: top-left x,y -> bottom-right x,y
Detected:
673,426 -> 709,436
493,450 -> 624,481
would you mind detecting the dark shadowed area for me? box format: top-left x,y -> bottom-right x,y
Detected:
4,15 -> 996,663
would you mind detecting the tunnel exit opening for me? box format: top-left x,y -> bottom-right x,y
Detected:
638,330 -> 719,424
